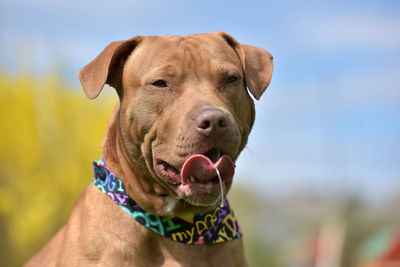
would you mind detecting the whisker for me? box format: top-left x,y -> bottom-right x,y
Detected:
243,145 -> 259,165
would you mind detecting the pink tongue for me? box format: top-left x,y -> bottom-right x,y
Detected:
180,154 -> 235,184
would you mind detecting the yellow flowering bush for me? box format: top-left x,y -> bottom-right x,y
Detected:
0,73 -> 116,266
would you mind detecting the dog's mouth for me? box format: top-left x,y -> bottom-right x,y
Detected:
155,148 -> 235,206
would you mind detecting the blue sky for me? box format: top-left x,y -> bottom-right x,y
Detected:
1,0 -> 399,203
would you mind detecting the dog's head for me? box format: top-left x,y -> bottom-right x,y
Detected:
79,32 -> 273,216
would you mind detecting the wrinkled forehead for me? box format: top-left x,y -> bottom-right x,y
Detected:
125,34 -> 242,78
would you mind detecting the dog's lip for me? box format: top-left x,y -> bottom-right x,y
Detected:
155,151 -> 235,207
154,148 -> 233,187
176,182 -> 225,202
155,159 -> 181,185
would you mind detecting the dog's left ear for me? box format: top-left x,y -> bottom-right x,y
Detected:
216,32 -> 274,100
78,36 -> 142,99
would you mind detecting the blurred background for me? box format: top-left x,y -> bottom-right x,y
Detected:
0,0 -> 399,266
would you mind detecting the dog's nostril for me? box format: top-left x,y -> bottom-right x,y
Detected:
199,120 -> 211,130
218,118 -> 227,128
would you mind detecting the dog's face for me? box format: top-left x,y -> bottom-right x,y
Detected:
79,32 -> 273,216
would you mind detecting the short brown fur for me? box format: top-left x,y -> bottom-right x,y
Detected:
26,32 -> 273,267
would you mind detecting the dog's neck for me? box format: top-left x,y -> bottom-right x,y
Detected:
93,158 -> 242,245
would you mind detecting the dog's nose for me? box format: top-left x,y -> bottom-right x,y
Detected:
194,108 -> 230,137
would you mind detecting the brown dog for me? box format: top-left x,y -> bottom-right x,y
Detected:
25,32 -> 273,266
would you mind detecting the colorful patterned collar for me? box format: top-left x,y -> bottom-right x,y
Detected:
92,158 -> 242,245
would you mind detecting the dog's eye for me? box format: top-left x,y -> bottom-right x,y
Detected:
226,75 -> 239,84
151,80 -> 168,88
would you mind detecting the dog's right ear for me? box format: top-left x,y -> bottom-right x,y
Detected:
78,37 -> 142,99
